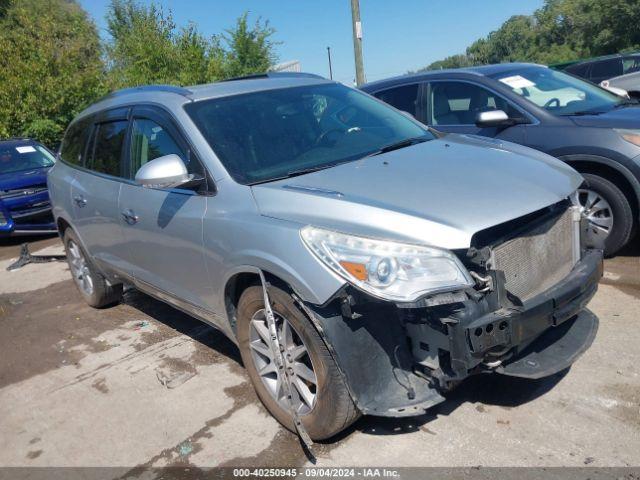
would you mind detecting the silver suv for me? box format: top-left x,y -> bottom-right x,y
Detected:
49,73 -> 602,440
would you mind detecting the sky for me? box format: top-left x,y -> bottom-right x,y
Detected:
78,0 -> 544,84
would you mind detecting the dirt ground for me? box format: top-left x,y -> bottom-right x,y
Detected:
0,234 -> 638,471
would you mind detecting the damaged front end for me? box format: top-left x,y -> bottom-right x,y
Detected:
304,201 -> 603,417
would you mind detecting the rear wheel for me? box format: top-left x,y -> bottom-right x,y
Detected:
237,285 -> 359,440
63,229 -> 122,308
577,173 -> 634,257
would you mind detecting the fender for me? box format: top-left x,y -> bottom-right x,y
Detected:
558,153 -> 640,219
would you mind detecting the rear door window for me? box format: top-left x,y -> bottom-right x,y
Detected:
373,84 -> 419,118
90,120 -> 128,177
60,119 -> 91,166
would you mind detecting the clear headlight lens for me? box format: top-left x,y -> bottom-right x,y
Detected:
301,226 -> 474,302
616,129 -> 640,147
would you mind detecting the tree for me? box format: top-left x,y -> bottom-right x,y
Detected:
105,0 -> 278,88
417,0 -> 640,72
216,13 -> 278,78
0,0 -> 105,146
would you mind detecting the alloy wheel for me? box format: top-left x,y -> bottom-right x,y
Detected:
576,188 -> 614,244
67,240 -> 94,296
248,308 -> 318,415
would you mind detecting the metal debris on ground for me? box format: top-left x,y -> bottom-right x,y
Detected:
6,243 -> 66,271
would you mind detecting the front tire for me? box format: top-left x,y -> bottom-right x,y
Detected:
578,173 -> 634,257
237,285 -> 359,440
63,228 -> 122,308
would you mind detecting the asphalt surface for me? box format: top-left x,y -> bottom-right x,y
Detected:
0,235 -> 638,470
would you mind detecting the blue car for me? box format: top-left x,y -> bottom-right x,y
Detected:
0,138 -> 57,235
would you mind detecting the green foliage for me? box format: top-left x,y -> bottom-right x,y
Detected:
105,0 -> 278,89
0,0 -> 105,147
418,0 -> 640,71
219,13 -> 278,78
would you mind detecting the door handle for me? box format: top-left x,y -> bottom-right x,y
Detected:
121,209 -> 139,225
73,194 -> 87,207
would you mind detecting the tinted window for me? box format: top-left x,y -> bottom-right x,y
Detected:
374,84 -> 419,117
0,143 -> 55,174
622,56 -> 640,75
590,59 -> 622,82
129,118 -> 201,178
60,120 -> 90,166
429,82 -> 521,125
185,83 -> 433,185
91,120 -> 127,177
565,63 -> 589,78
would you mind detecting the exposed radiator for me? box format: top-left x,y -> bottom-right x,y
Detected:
490,207 -> 580,302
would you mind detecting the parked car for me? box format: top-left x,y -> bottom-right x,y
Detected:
49,74 -> 602,440
601,72 -> 640,98
362,63 -> 640,256
554,53 -> 640,98
0,138 -> 57,236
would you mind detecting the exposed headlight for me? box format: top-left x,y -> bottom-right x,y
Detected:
616,129 -> 640,147
301,226 -> 474,302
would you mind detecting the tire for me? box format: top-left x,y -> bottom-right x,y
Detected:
579,173 -> 634,257
63,228 -> 122,308
237,285 -> 359,440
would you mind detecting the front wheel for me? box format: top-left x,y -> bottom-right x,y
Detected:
576,173 -> 634,257
237,285 -> 359,440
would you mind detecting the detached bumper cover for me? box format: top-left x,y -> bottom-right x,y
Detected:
308,249 -> 602,417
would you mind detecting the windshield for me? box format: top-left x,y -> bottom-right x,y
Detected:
489,66 -> 625,116
0,144 -> 55,174
185,83 -> 434,184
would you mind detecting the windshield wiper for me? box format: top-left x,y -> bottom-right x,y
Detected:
285,164 -> 337,178
561,110 -> 606,116
363,136 -> 429,159
613,99 -> 639,109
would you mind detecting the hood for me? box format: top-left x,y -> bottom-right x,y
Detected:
251,135 -> 583,250
0,167 -> 49,191
570,105 -> 640,128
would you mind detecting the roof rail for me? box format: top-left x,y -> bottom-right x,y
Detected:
100,84 -> 192,101
221,72 -> 325,82
0,137 -> 34,143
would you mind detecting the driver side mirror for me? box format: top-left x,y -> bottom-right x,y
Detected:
475,110 -> 512,127
134,154 -> 202,189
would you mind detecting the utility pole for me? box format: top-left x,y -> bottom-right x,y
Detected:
327,47 -> 333,80
350,0 -> 365,86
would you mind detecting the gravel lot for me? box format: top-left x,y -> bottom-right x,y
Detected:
0,235 -> 638,470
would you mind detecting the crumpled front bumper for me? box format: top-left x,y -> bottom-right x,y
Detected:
308,248 -> 603,418
427,248 -> 603,383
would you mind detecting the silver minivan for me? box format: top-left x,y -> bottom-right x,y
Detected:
48,73 -> 602,441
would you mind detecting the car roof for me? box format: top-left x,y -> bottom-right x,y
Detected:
0,138 -> 39,148
75,72 -> 332,121
361,63 -> 544,91
558,52 -> 640,69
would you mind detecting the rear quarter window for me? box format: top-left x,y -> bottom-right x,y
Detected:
60,119 -> 91,166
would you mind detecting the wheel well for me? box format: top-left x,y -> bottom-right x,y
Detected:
56,217 -> 71,236
224,271 -> 295,334
567,160 -> 639,221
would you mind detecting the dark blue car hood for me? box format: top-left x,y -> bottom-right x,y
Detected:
571,106 -> 640,128
0,167 -> 50,191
